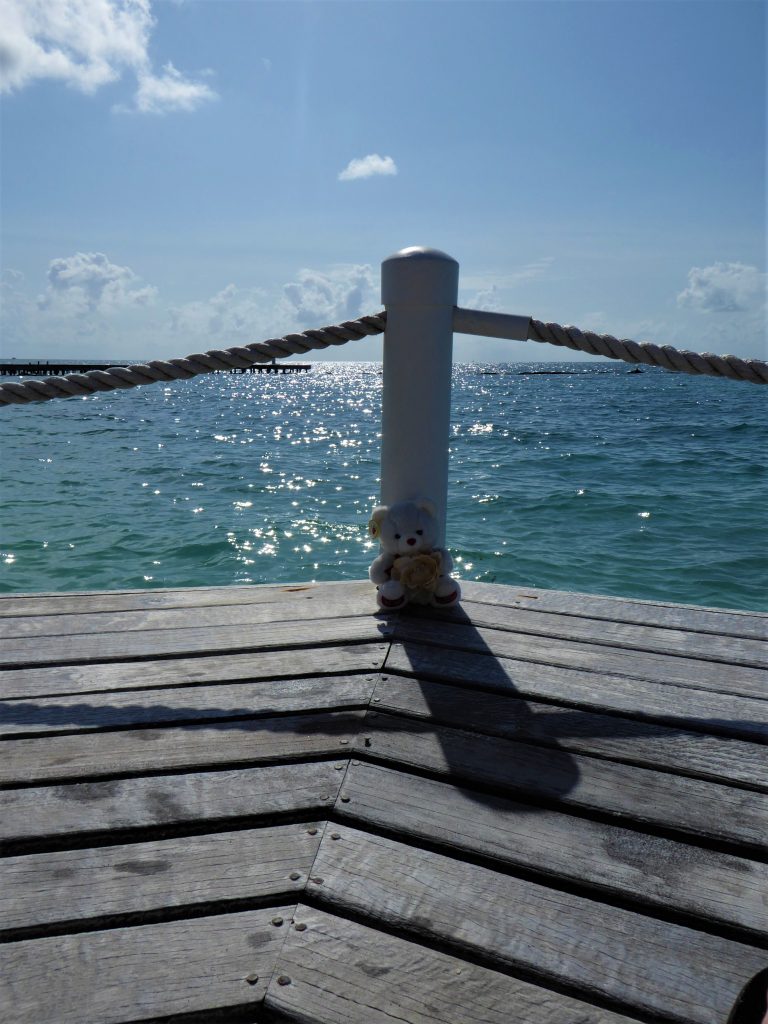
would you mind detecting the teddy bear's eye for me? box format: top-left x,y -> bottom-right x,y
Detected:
394,533 -> 401,540
416,530 -> 423,535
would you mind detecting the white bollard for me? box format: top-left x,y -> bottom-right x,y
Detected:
379,246 -> 459,547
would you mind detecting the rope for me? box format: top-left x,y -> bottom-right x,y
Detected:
527,320 -> 768,384
0,314 -> 387,407
2,305 -> 765,408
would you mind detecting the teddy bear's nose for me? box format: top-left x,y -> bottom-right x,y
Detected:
407,537 -> 416,546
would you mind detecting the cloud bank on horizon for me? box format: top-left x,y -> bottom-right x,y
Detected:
0,0 -> 215,114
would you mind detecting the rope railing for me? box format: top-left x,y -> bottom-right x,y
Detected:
1,305 -> 765,408
453,308 -> 768,384
0,314 -> 386,407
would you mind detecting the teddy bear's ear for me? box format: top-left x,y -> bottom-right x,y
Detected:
416,498 -> 437,519
367,505 -> 388,541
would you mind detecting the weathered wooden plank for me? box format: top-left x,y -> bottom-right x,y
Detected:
385,642 -> 768,741
358,713 -> 768,850
0,761 -> 339,845
0,642 -> 388,700
266,906 -> 639,1024
0,710 -> 364,786
0,905 -> 293,1024
1,824 -> 319,933
338,761 -> 768,936
392,618 -> 768,699
442,599 -> 768,668
0,674 -> 376,737
0,579 -> 374,618
0,615 -> 393,668
373,675 -> 768,789
460,580 -> 768,641
0,583 -> 380,640
309,826 -> 765,1024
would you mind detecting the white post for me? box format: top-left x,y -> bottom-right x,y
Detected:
380,246 -> 459,547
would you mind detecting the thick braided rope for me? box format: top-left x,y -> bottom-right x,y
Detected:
0,314 -> 387,407
2,308 -> 765,407
528,319 -> 768,384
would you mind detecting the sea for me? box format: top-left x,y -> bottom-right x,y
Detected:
1,361 -> 766,611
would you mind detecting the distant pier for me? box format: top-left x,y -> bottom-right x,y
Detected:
0,360 -> 311,377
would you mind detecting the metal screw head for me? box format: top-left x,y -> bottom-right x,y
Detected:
271,916 -> 284,927
351,760 -> 360,766
373,697 -> 381,702
339,738 -> 349,745
307,827 -> 318,835
277,975 -> 292,986
335,763 -> 344,770
340,795 -> 350,803
330,832 -> 341,840
311,876 -> 324,885
245,973 -> 259,986
294,922 -> 307,932
289,871 -> 301,881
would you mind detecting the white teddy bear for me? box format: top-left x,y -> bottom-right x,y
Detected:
368,499 -> 461,610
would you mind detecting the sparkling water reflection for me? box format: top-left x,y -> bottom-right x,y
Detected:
1,362 -> 766,610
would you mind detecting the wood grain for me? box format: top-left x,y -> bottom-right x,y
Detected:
0,710 -> 365,786
0,674 -> 376,737
0,760 -> 341,845
0,583 -> 379,640
459,580 -> 768,641
384,643 -> 768,741
338,761 -> 768,936
267,906 -> 639,1024
0,642 -> 388,699
373,675 -> 768,788
392,617 -> 768,698
358,712 -> 768,850
309,826 -> 766,1024
0,579 -> 373,617
0,906 -> 293,1024
0,615 -> 393,668
443,600 -> 768,668
1,824 -> 320,933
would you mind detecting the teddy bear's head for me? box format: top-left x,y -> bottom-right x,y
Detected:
368,499 -> 439,556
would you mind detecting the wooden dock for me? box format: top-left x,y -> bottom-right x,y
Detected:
0,361 -> 310,377
1,579 -> 766,1023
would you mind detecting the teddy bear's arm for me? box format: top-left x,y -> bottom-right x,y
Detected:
434,546 -> 454,575
369,552 -> 396,585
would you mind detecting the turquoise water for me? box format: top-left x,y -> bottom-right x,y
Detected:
1,362 -> 766,610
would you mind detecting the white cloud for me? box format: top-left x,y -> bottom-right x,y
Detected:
282,265 -> 377,325
338,154 -> 398,182
677,262 -> 765,314
38,252 -> 156,314
133,61 -> 216,114
468,285 -> 502,312
0,0 -> 216,114
169,283 -> 270,341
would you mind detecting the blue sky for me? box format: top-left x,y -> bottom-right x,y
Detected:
1,0 -> 765,363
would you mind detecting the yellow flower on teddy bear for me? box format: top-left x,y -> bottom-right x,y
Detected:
391,551 -> 443,592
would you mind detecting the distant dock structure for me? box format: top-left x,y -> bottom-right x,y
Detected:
0,359 -> 310,377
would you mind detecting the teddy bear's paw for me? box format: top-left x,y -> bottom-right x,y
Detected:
432,576 -> 461,607
377,580 -> 407,611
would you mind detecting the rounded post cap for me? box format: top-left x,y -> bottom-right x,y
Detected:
382,246 -> 459,307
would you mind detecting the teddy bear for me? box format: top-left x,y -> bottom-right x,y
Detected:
368,499 -> 461,610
